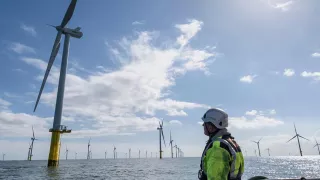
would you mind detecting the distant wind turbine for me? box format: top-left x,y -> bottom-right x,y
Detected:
65,145 -> 69,160
287,123 -> 309,156
314,137 -> 320,155
87,138 -> 91,160
254,149 -> 257,157
157,120 -> 166,159
252,137 -> 263,157
169,131 -> 174,158
174,144 -> 178,158
265,148 -> 271,156
113,145 -> 116,159
139,149 -> 141,159
129,148 -> 131,159
75,152 -> 77,160
2,153 -> 5,161
28,126 -> 38,161
105,150 -> 107,159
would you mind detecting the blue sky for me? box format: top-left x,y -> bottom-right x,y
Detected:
1,0 -> 320,160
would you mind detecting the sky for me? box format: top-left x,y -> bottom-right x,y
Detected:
1,0 -> 320,160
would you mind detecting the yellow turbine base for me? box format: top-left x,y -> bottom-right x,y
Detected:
47,131 -> 61,167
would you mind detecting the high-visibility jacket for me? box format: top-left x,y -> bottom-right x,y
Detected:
199,134 -> 244,180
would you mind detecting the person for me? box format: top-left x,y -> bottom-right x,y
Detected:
198,108 -> 244,180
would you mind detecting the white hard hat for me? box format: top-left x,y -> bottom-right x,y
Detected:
201,108 -> 228,129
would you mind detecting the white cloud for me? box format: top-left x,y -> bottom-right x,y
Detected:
245,110 -> 258,116
132,21 -> 145,25
269,0 -> 294,12
269,109 -> 276,115
4,92 -> 22,99
301,71 -> 320,81
20,24 -> 37,37
175,19 -> 203,47
240,75 -> 256,83
0,98 -> 11,108
0,111 -> 51,137
169,120 -> 182,125
283,68 -> 295,77
229,115 -> 284,129
9,42 -> 36,54
311,52 -> 320,57
197,121 -> 203,125
20,19 -> 213,137
12,68 -> 27,73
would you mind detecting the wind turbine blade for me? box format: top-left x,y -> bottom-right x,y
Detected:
161,130 -> 166,147
32,126 -> 35,138
259,137 -> 263,142
298,135 -> 309,141
251,140 -> 258,143
314,144 -> 318,148
60,0 -> 77,28
286,135 -> 297,143
34,32 -> 61,112
294,123 -> 298,135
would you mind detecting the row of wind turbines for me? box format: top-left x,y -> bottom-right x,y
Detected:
250,124 -> 320,157
8,120 -> 183,161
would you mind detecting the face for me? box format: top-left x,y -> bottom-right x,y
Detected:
203,123 -> 217,136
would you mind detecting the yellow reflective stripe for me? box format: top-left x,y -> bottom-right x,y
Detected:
215,138 -> 238,179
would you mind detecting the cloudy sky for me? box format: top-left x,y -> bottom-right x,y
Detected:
1,0 -> 320,160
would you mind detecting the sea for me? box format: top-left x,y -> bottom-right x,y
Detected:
0,156 -> 320,180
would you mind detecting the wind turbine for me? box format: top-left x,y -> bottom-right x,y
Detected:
28,126 -> 38,161
113,145 -> 116,159
157,121 -> 166,159
87,138 -> 91,160
252,137 -> 263,157
139,149 -> 141,159
177,147 -> 180,157
244,150 -> 248,156
129,148 -> 131,159
32,0 -> 82,167
314,137 -> 320,155
27,142 -> 31,160
265,148 -> 271,156
2,154 -> 5,161
174,144 -> 178,158
65,146 -> 69,160
75,152 -> 77,160
169,131 -> 174,158
254,149 -> 257,157
287,123 -> 309,156
105,150 -> 107,159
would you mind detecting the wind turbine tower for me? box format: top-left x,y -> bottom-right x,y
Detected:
266,148 -> 271,156
252,137 -> 263,157
105,150 -> 107,159
65,146 -> 69,160
169,131 -> 174,158
113,146 -> 116,159
174,144 -> 178,158
28,126 -> 38,161
87,138 -> 91,160
129,148 -> 131,158
314,137 -> 320,155
157,121 -> 166,159
139,149 -> 141,159
2,154 -> 5,161
287,123 -> 309,156
33,0 -> 82,167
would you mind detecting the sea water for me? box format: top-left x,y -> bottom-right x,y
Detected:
0,156 -> 319,180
